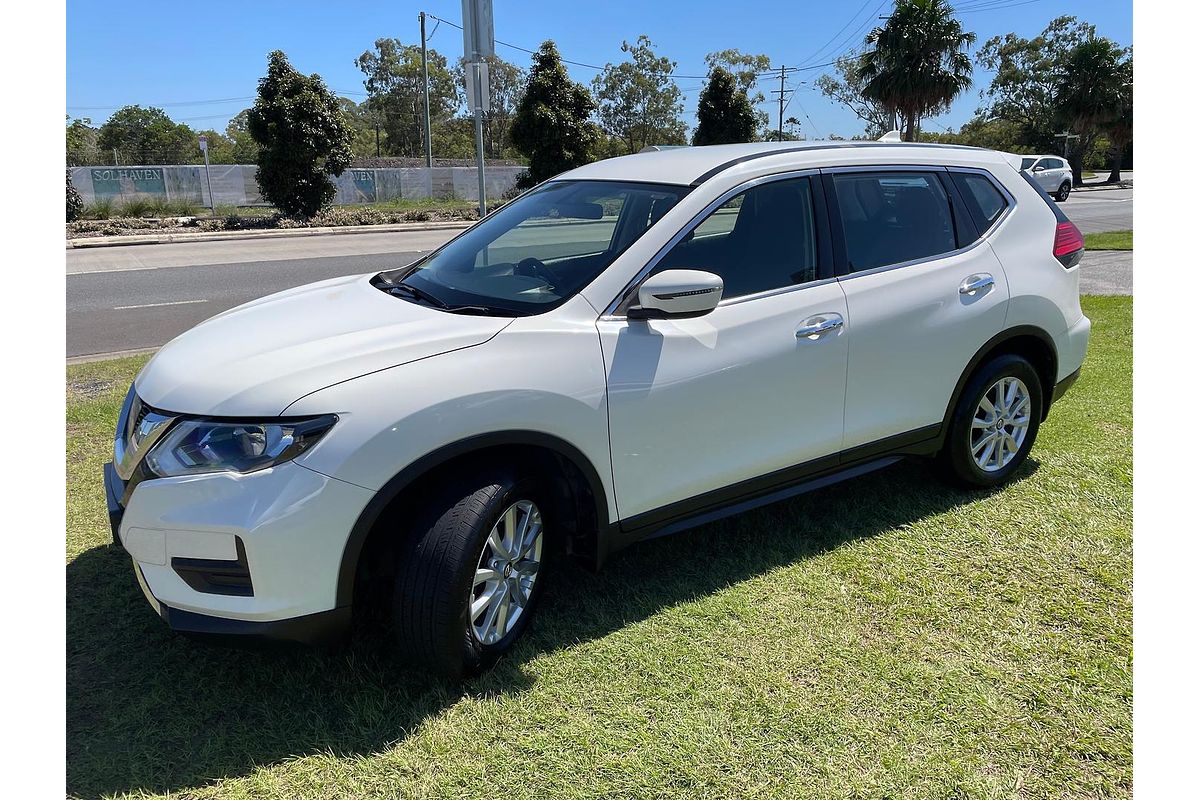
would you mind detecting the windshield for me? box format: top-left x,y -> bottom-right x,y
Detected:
1020,157 -> 1037,170
377,180 -> 688,315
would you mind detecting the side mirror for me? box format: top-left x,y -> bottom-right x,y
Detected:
628,270 -> 723,319
1033,165 -> 1046,172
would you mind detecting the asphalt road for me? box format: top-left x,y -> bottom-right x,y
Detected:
66,189 -> 1132,359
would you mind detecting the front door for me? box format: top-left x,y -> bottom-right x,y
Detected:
599,174 -> 850,524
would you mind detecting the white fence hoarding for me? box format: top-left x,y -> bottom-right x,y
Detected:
69,165 -> 525,207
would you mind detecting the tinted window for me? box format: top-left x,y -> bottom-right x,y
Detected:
952,172 -> 1008,232
831,172 -> 957,272
1020,157 -> 1037,170
654,177 -> 819,298
1042,158 -> 1065,170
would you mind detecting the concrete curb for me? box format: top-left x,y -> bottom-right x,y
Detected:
66,220 -> 474,249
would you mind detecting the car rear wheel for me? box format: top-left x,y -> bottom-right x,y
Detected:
392,470 -> 550,678
939,354 -> 1043,488
1056,181 -> 1071,201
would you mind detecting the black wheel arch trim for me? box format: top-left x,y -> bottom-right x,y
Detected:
335,430 -> 611,609
941,325 -> 1060,438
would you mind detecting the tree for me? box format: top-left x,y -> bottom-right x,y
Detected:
337,97 -> 383,158
1055,38 -> 1131,185
66,170 -> 83,221
816,53 -> 895,138
355,39 -> 459,157
247,50 -> 352,217
96,105 -> 196,163
975,16 -> 1096,155
692,67 -> 756,145
1102,55 -> 1133,183
224,109 -> 260,163
510,41 -> 600,188
66,116 -> 100,166
704,49 -> 772,135
858,0 -> 976,142
455,55 -> 526,159
592,35 -> 687,154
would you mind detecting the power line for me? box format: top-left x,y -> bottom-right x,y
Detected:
424,12 -> 719,80
796,0 -> 875,68
67,96 -> 254,111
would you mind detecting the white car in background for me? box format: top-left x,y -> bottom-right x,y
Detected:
106,141 -> 1090,678
1019,155 -> 1074,201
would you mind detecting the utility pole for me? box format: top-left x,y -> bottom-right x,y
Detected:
420,11 -> 433,168
769,66 -> 795,142
1054,130 -> 1080,158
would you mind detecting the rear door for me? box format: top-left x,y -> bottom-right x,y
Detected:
824,167 -> 1010,450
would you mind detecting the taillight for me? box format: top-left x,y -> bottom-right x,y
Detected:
1054,221 -> 1085,268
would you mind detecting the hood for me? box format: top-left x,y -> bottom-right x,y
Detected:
135,273 -> 512,416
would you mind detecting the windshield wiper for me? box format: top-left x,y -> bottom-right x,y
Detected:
385,279 -> 448,309
382,278 -> 513,317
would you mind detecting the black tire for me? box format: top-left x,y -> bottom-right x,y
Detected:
939,354 -> 1044,489
392,470 -> 551,678
1056,181 -> 1071,202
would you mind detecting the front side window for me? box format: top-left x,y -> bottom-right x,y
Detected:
652,176 -> 819,299
831,171 -> 957,272
378,180 -> 688,315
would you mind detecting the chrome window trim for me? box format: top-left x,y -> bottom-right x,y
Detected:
822,164 -> 1016,284
603,168 -> 823,317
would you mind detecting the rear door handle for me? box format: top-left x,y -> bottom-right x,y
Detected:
796,313 -> 844,340
959,274 -> 995,296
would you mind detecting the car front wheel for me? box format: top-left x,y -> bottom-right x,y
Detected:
940,354 -> 1043,488
392,470 -> 549,678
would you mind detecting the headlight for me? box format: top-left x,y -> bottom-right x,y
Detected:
144,415 -> 337,477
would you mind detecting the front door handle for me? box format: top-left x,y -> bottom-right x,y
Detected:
796,313 -> 844,340
959,273 -> 995,296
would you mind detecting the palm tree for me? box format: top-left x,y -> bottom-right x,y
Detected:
1055,39 -> 1130,186
858,0 -> 976,142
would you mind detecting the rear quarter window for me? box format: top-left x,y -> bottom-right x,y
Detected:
951,172 -> 1009,233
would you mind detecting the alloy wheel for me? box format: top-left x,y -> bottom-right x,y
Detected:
469,499 -> 544,645
970,376 -> 1032,472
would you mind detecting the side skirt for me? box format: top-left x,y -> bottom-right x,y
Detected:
610,424 -> 941,549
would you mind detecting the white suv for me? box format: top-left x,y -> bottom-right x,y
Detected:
105,142 -> 1090,677
1019,155 -> 1074,201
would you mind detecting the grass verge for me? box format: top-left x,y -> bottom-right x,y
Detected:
1085,230 -> 1133,251
67,296 -> 1131,799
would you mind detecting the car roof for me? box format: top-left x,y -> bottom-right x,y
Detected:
559,140 -> 1013,187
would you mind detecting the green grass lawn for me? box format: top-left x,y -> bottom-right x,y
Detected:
1085,230 -> 1133,251
66,297 -> 1132,800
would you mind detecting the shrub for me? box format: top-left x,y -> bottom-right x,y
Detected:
66,171 -> 84,222
247,51 -> 352,218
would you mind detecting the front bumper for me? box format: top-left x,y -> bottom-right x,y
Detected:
105,459 -> 373,645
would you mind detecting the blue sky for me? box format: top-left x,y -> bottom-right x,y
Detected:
66,0 -> 1131,139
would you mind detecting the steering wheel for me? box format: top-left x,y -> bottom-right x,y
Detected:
514,257 -> 560,287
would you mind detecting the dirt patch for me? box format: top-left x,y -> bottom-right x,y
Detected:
68,378 -> 116,400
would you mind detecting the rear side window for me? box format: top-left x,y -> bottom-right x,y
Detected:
653,176 -> 819,298
951,172 -> 1009,233
830,171 -> 957,272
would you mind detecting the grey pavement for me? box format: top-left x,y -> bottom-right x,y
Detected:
1060,188 -> 1132,234
1077,250 -> 1132,296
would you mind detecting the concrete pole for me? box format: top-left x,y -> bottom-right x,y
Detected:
420,11 -> 433,168
475,104 -> 486,217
